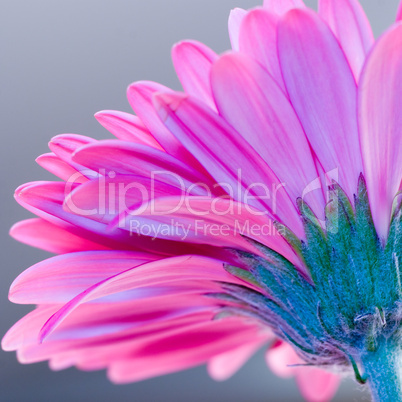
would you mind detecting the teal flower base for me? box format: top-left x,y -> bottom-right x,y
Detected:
361,338 -> 402,402
223,175 -> 402,401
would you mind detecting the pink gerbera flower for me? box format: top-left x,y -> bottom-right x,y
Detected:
4,0 -> 402,400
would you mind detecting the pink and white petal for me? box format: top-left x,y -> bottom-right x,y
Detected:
228,8 -> 247,51
212,52 -> 323,215
319,0 -> 374,81
36,153 -> 88,184
208,337 -> 269,381
295,367 -> 340,402
359,23 -> 402,239
10,218 -> 110,254
263,0 -> 305,15
95,110 -> 162,148
172,40 -> 218,110
278,9 -> 362,200
238,9 -> 285,91
153,92 -> 303,237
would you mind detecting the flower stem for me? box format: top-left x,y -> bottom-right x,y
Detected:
360,338 -> 402,402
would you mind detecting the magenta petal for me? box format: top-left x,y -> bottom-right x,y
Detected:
318,0 -> 374,81
263,0 -> 305,15
278,9 -> 362,200
238,9 -> 285,92
172,40 -> 218,110
358,24 -> 402,239
228,8 -> 247,51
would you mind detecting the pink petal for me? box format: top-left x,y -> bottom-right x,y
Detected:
36,153 -> 88,184
295,367 -> 340,402
14,181 -> 189,256
10,218 -> 110,254
278,9 -> 362,200
15,181 -> 128,245
228,8 -> 247,51
263,0 -> 305,15
119,195 -> 303,269
72,140 -> 213,190
397,1 -> 402,21
265,341 -> 300,378
238,9 -> 285,91
127,81 -> 207,174
358,24 -> 402,239
95,110 -> 162,148
2,305 -> 60,351
153,92 -> 303,237
23,316 -> 256,377
57,312 -> 228,372
64,175 -> 203,228
107,319 -> 262,383
172,40 -> 218,110
48,134 -> 96,164
5,293 -> 228,353
48,134 -> 98,179
208,338 -> 268,381
10,298 -> 219,354
318,0 -> 374,81
12,308 -> 218,363
38,256 -> 241,341
9,250 -> 159,304
211,52 -> 324,216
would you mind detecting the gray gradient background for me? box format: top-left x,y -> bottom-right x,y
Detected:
0,0 -> 399,400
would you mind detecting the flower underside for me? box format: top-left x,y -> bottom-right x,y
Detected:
217,174 -> 402,383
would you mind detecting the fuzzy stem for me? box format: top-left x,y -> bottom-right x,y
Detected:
360,339 -> 402,402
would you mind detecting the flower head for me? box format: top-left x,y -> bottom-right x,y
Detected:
4,0 -> 402,401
